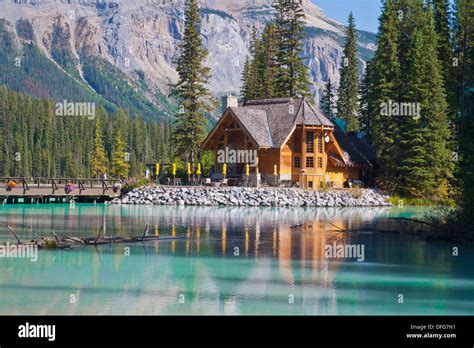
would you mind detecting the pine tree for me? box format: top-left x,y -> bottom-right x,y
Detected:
337,12 -> 360,132
240,56 -> 253,102
359,62 -> 374,143
370,0 -> 454,198
397,20 -> 431,196
320,78 -> 335,118
172,0 -> 211,167
257,23 -> 279,98
240,28 -> 261,102
421,5 -> 454,198
110,130 -> 129,179
0,84 -> 165,179
395,2 -> 454,198
273,0 -> 311,98
90,112 -> 107,178
453,0 -> 474,226
64,139 -> 77,177
250,25 -> 259,56
41,99 -> 53,177
370,0 -> 401,183
433,0 -> 455,110
395,0 -> 427,195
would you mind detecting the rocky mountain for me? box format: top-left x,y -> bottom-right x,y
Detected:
0,0 -> 377,119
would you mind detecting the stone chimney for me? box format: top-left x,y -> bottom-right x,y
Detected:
222,95 -> 238,113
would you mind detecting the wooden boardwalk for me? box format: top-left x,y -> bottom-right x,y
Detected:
0,177 -> 122,203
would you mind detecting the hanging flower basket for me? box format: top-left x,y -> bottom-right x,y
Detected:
6,181 -> 17,191
65,183 -> 74,194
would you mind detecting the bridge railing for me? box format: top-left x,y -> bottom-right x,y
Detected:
0,177 -> 125,194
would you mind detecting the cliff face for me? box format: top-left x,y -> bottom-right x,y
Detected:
0,0 -> 376,114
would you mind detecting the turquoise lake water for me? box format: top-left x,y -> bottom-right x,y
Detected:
0,204 -> 473,315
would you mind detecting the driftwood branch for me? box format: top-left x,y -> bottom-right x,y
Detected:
52,231 -> 62,245
326,221 -> 345,232
93,225 -> 103,245
60,235 -> 86,245
290,224 -> 304,229
2,224 -> 193,250
7,224 -> 21,245
394,217 -> 434,226
141,224 -> 149,242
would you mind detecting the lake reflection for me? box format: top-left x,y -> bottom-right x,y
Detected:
0,204 -> 473,315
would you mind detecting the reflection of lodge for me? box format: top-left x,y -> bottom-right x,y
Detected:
0,215 -> 347,314
202,97 -> 376,188
0,206 -> 373,315
149,213 -> 352,314
1,205 -> 453,315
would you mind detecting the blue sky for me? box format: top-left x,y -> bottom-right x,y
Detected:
312,0 -> 382,33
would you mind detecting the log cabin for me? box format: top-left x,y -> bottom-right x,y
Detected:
201,96 -> 374,189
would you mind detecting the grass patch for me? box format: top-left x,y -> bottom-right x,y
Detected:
387,196 -> 456,207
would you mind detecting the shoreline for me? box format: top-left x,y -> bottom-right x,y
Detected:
111,186 -> 392,208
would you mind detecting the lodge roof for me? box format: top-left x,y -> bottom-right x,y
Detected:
230,107 -> 273,147
228,97 -> 334,148
331,124 -> 376,167
201,98 -> 375,169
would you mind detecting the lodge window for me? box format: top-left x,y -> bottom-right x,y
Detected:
306,131 -> 314,153
306,156 -> 314,168
318,133 -> 323,153
294,156 -> 301,168
308,181 -> 313,189
294,133 -> 301,153
318,157 -> 323,168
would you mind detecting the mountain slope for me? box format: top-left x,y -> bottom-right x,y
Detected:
0,0 -> 376,118
0,12 -> 176,120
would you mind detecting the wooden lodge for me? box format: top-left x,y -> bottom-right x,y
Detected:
201,97 -> 375,189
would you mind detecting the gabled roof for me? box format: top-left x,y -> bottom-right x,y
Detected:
229,107 -> 273,147
207,98 -> 334,149
293,100 -> 335,127
331,123 -> 376,167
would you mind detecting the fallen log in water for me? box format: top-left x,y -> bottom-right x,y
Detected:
32,235 -> 189,249
1,224 -> 190,250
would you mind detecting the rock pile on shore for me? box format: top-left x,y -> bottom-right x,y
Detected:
111,187 -> 392,207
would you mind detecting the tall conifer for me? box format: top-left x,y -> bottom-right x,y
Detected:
257,23 -> 279,98
320,78 -> 335,118
420,5 -> 454,197
172,0 -> 211,167
359,62 -> 374,144
453,0 -> 474,223
337,12 -> 360,132
433,0 -> 455,110
90,111 -> 107,178
370,0 -> 401,182
111,130 -> 129,179
273,0 -> 311,98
